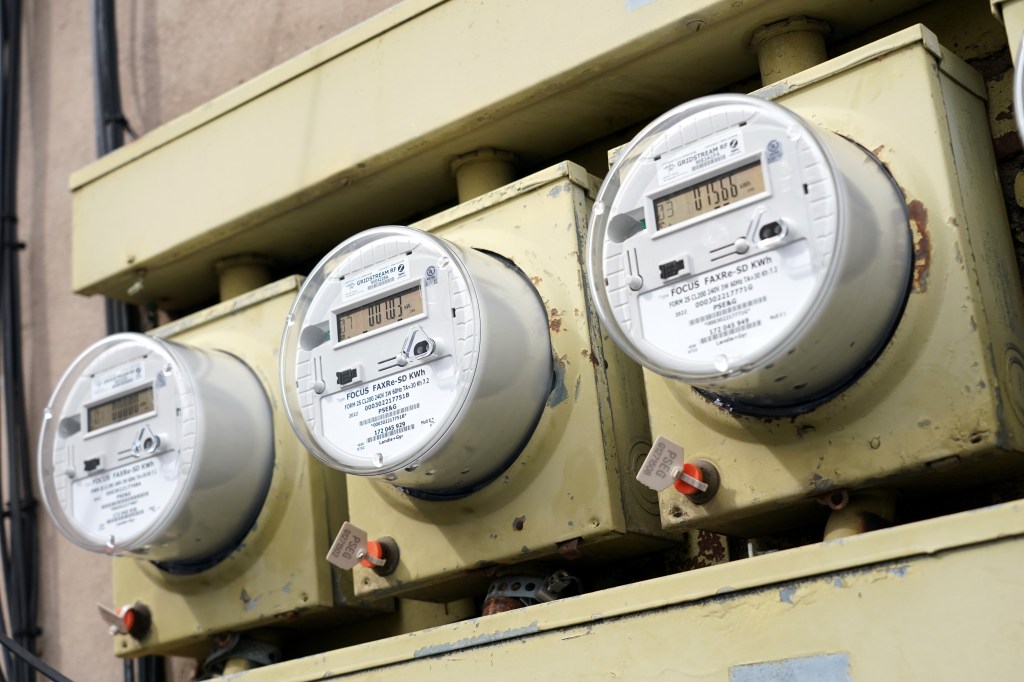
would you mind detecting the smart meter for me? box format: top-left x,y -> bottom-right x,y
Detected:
588,94 -> 911,410
38,333 -> 273,564
281,226 -> 551,495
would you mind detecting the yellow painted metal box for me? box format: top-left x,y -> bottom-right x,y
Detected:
345,162 -> 666,601
231,499 -> 1024,681
112,278 -> 388,658
636,26 -> 1024,535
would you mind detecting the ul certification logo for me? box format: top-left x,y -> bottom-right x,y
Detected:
766,139 -> 783,163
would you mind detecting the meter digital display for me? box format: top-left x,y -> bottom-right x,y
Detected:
654,160 -> 767,229
281,226 -> 552,495
588,94 -> 912,410
38,333 -> 274,563
87,385 -> 155,431
337,285 -> 424,341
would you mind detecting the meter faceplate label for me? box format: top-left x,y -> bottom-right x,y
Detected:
636,436 -> 685,492
657,131 -> 746,185
91,361 -> 145,398
71,451 -> 178,541
638,241 -> 815,364
321,359 -> 452,461
342,258 -> 411,302
326,521 -> 368,570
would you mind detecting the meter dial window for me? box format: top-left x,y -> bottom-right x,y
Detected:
335,285 -> 425,343
588,94 -> 911,411
281,226 -> 552,495
86,385 -> 155,432
653,159 -> 768,231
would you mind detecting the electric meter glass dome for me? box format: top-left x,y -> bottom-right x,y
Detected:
281,226 -> 551,495
588,94 -> 911,410
38,333 -> 273,563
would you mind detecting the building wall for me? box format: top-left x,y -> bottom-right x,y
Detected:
20,2 -> 398,680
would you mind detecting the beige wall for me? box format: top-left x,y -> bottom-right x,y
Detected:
20,2 -> 398,680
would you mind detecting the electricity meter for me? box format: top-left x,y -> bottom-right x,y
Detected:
38,333 -> 273,564
281,226 -> 551,495
588,94 -> 911,410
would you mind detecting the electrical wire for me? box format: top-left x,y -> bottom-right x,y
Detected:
0,631 -> 70,682
92,0 -> 139,336
0,0 -> 41,680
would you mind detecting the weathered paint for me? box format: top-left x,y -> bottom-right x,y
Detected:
730,653 -> 851,682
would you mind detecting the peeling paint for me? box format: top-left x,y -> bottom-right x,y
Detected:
887,564 -> 909,577
778,585 -> 797,604
412,622 -> 540,658
731,653 -> 850,681
240,588 -> 260,612
549,307 -> 563,333
908,199 -> 930,293
548,354 -> 569,407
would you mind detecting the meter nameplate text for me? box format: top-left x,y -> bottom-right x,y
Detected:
636,436 -> 686,492
320,359 -> 451,459
326,521 -> 368,570
70,453 -> 178,540
657,130 -> 746,186
342,258 -> 410,302
91,361 -> 145,398
638,242 -> 814,364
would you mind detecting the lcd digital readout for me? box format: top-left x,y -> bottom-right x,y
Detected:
337,286 -> 424,341
87,386 -> 155,431
654,160 -> 767,230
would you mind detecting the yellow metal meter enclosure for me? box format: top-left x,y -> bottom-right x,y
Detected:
639,26 -> 1024,535
346,162 -> 665,601
111,278 -> 388,658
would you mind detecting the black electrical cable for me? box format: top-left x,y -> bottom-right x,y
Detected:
92,0 -> 139,336
0,0 -> 41,680
0,631 -> 71,682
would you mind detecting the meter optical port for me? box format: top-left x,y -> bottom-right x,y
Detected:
757,221 -> 784,241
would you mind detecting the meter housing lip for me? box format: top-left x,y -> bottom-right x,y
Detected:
587,94 -> 911,410
38,333 -> 274,563
283,225 -> 556,494
281,226 -> 479,478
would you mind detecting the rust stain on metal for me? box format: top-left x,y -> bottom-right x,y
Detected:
530,275 -> 543,285
871,144 -> 886,157
549,307 -> 563,333
580,348 -> 600,367
993,131 -> 1022,161
482,596 -> 524,616
557,537 -> 583,559
908,199 -> 930,293
681,530 -> 729,571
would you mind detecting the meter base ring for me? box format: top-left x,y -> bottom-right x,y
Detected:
396,358 -> 551,501
692,248 -> 911,419
372,537 -> 401,576
150,469 -> 271,575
